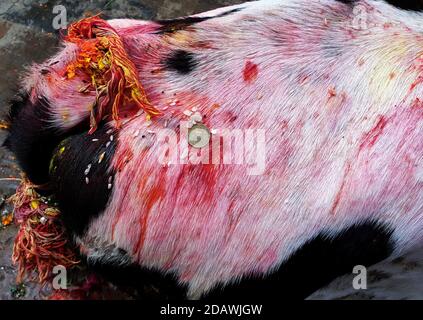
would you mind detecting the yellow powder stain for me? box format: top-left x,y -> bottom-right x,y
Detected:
30,200 -> 39,210
0,120 -> 9,130
367,39 -> 408,101
1,213 -> 13,226
62,111 -> 70,122
98,152 -> 105,164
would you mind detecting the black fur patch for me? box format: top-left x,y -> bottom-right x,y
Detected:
335,0 -> 357,4
334,0 -> 423,11
384,0 -> 423,11
203,221 -> 394,300
4,95 -> 66,185
89,262 -> 188,300
157,8 -> 243,34
49,126 -> 117,236
164,50 -> 198,75
6,91 -> 30,124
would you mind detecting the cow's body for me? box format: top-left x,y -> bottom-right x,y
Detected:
6,0 -> 423,298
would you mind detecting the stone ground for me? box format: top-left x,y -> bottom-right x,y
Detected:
1,0 -> 423,301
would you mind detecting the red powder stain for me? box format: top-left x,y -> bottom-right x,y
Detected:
328,87 -> 337,100
409,55 -> 423,94
410,75 -> 423,93
346,29 -> 357,40
223,199 -> 244,245
223,110 -> 238,124
115,148 -> 134,172
298,74 -> 309,85
411,98 -> 423,111
329,91 -> 348,109
330,162 -> 351,215
193,164 -> 219,203
383,22 -> 393,29
243,60 -> 259,84
134,167 -> 167,254
257,247 -> 278,272
180,271 -> 194,282
191,40 -> 215,49
244,115 -> 260,128
111,181 -> 133,241
280,120 -> 289,131
323,18 -> 329,28
359,116 -> 388,152
111,149 -> 143,241
341,92 -> 348,104
170,163 -> 219,210
45,73 -> 56,85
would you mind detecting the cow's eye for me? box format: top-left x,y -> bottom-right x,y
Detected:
384,0 -> 423,11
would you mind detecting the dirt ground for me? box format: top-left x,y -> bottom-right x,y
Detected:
0,0 -> 243,300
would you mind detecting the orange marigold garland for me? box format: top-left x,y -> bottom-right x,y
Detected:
65,16 -> 160,134
10,179 -> 79,284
